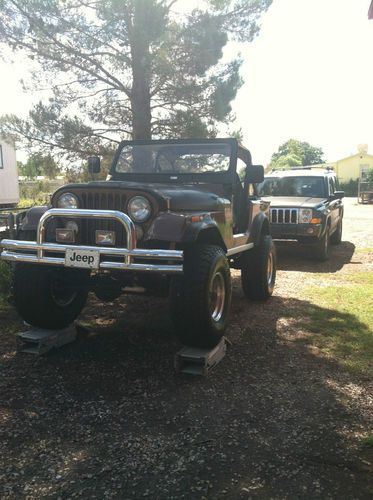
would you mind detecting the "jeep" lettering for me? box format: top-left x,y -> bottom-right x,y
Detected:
69,251 -> 95,265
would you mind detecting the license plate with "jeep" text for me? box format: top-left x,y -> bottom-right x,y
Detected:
65,248 -> 100,269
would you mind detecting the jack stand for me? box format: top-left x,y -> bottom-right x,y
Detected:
174,337 -> 227,375
16,325 -> 77,355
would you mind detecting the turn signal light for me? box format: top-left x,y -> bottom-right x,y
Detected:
95,230 -> 116,246
310,218 -> 322,224
190,215 -> 203,223
56,228 -> 75,243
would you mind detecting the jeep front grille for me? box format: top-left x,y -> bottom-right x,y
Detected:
81,192 -> 127,211
270,208 -> 298,224
79,192 -> 127,246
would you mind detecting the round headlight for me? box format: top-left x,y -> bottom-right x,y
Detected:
57,192 -> 79,209
128,196 -> 151,222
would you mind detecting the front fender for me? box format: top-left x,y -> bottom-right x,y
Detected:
19,206 -> 50,232
183,215 -> 219,241
146,212 -> 226,248
250,212 -> 270,246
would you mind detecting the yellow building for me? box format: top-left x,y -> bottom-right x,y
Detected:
333,145 -> 373,183
267,145 -> 373,183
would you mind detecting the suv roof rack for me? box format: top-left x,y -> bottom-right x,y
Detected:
269,165 -> 335,173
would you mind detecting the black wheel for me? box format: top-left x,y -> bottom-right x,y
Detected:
312,226 -> 330,261
330,219 -> 342,245
13,263 -> 88,329
241,234 -> 276,300
17,229 -> 36,241
170,244 -> 231,348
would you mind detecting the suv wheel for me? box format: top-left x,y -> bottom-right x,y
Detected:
170,244 -> 231,348
241,234 -> 276,300
313,226 -> 330,261
13,263 -> 88,329
330,219 -> 342,245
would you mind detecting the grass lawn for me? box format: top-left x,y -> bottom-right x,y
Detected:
296,272 -> 373,377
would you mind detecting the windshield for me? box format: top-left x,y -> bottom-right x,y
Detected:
114,142 -> 231,174
258,176 -> 326,197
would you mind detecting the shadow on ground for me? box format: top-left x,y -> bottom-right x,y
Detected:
0,283 -> 372,499
275,240 -> 356,273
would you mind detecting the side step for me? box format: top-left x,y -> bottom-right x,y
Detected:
16,326 -> 77,355
174,338 -> 227,376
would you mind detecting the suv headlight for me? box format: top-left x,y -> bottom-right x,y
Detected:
57,192 -> 79,209
299,208 -> 313,223
128,196 -> 151,222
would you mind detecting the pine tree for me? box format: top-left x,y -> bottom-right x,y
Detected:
0,0 -> 271,161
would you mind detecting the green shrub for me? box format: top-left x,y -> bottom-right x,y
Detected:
19,180 -> 51,205
0,261 -> 11,298
340,179 -> 358,196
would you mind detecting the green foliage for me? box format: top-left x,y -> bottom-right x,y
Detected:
18,153 -> 61,179
270,139 -> 325,169
360,434 -> 373,448
0,261 -> 11,299
365,168 -> 373,183
0,0 -> 272,162
19,180 -> 51,204
340,179 -> 358,196
64,154 -> 112,183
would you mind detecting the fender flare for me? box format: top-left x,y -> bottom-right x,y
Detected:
19,206 -> 49,232
250,212 -> 270,246
184,217 -> 227,250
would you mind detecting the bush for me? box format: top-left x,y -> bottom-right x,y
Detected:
340,179 -> 358,196
0,261 -> 11,299
19,180 -> 51,205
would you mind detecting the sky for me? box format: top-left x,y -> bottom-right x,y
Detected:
234,0 -> 373,165
0,0 -> 372,165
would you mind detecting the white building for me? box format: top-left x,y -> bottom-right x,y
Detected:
0,136 -> 19,207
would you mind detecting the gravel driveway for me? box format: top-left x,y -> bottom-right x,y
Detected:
0,197 -> 372,499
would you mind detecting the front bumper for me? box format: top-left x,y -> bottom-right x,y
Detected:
0,208 -> 184,274
270,223 -> 323,240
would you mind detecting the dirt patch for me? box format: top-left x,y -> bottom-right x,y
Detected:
0,198 -> 372,498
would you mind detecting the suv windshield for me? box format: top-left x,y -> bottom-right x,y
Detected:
258,176 -> 326,197
114,142 -> 231,174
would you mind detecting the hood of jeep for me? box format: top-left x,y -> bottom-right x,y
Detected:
149,185 -> 229,211
53,181 -> 229,212
262,196 -> 325,209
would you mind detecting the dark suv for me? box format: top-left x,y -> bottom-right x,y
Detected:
258,168 -> 344,260
1,139 -> 276,348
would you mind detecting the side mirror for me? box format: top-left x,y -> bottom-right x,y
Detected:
333,190 -> 344,199
245,165 -> 264,184
87,156 -> 101,174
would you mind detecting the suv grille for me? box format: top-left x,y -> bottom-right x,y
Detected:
270,208 -> 298,224
81,192 -> 127,211
78,191 -> 127,246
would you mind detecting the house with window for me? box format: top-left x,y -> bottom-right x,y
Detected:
0,136 -> 20,207
308,145 -> 373,183
333,145 -> 373,183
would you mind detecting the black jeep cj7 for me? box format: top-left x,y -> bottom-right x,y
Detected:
1,139 -> 276,348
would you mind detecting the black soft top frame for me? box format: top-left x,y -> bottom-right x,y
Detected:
110,138 -> 252,184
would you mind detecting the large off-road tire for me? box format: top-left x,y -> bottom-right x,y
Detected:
170,244 -> 232,348
13,263 -> 88,329
330,219 -> 342,245
241,234 -> 276,300
312,226 -> 330,261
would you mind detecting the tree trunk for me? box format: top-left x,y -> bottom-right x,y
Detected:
130,1 -> 152,140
